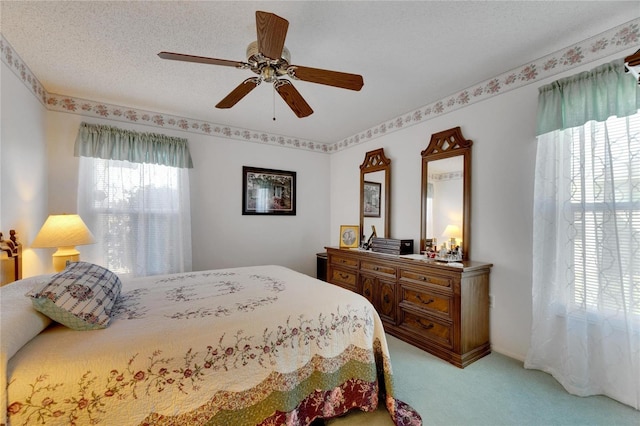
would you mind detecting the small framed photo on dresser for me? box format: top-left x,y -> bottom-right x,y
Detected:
339,225 -> 359,248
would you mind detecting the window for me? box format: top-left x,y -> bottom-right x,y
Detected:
527,58 -> 639,409
568,114 -> 640,317
79,157 -> 191,277
80,157 -> 189,276
75,123 -> 192,277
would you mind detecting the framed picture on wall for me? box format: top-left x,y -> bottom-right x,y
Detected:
339,225 -> 359,248
242,166 -> 296,215
363,181 -> 381,218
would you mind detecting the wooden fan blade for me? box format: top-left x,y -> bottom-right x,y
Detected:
274,80 -> 313,118
256,11 -> 289,60
626,49 -> 640,66
287,65 -> 364,91
158,51 -> 246,68
216,78 -> 261,109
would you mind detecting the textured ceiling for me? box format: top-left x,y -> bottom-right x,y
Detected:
1,1 -> 638,145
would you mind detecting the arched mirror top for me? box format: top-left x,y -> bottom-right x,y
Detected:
360,148 -> 391,244
421,126 -> 473,158
420,127 -> 472,260
360,148 -> 391,173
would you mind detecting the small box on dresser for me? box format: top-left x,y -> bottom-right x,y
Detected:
370,238 -> 414,255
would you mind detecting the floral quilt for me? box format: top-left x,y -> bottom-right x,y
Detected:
2,265 -> 421,425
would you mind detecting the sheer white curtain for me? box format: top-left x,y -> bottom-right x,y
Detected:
76,123 -> 192,277
525,59 -> 640,409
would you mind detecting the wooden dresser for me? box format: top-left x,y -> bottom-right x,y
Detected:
326,247 -> 492,367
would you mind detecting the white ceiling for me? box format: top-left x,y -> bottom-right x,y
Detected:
1,1 -> 638,145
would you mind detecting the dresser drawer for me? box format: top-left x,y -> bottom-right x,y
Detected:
401,285 -> 452,319
399,268 -> 453,289
360,260 -> 396,278
360,274 -> 397,324
329,254 -> 358,268
330,267 -> 357,291
400,310 -> 453,349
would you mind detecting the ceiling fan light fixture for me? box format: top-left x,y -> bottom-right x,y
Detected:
262,66 -> 276,82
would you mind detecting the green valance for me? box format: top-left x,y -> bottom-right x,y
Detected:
536,58 -> 640,136
74,122 -> 194,168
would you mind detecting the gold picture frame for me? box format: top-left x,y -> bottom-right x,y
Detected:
339,225 -> 359,248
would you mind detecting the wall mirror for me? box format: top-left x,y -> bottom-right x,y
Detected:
420,127 -> 472,259
360,148 -> 391,242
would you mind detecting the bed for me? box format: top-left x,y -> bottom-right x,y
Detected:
1,263 -> 421,425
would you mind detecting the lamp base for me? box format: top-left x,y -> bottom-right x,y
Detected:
52,246 -> 80,272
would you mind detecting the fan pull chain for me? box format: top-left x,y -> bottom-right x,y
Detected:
272,84 -> 276,121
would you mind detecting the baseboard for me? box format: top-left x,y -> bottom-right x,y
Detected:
490,344 -> 526,363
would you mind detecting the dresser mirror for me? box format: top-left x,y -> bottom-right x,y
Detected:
420,127 -> 472,259
360,148 -> 391,242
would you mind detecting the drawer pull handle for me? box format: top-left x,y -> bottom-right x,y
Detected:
420,276 -> 428,281
364,289 -> 371,297
417,295 -> 434,305
417,319 -> 435,330
339,273 -> 350,279
373,266 -> 379,271
383,294 -> 391,303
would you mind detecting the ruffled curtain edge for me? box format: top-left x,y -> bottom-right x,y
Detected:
74,122 -> 194,169
536,58 -> 640,136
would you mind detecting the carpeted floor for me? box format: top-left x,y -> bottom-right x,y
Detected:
328,334 -> 639,425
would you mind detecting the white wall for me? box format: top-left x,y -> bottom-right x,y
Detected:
187,131 -> 330,275
329,49 -> 637,361
44,113 -> 331,277
0,61 -> 49,276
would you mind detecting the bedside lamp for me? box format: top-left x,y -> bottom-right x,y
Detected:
442,224 -> 462,250
32,214 -> 96,272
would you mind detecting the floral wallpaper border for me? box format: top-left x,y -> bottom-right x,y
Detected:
331,19 -> 640,153
2,18 -> 638,154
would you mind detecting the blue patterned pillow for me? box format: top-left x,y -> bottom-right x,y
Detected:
26,262 -> 122,330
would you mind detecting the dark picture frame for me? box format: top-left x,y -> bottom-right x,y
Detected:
363,181 -> 381,218
242,166 -> 296,215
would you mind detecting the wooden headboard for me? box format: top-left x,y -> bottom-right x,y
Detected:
1,230 -> 22,286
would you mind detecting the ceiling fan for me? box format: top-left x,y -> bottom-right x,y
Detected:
158,11 -> 364,118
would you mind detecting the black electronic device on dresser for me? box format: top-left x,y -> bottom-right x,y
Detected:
370,238 -> 413,255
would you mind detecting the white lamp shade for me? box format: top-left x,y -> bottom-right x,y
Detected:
32,214 -> 96,271
441,224 -> 462,239
32,214 -> 96,248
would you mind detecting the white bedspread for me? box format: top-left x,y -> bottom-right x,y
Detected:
2,265 -> 419,425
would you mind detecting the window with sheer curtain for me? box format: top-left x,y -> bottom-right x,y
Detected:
75,123 -> 193,277
525,59 -> 640,410
569,116 -> 640,318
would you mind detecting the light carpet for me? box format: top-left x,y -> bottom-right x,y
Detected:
328,334 -> 639,425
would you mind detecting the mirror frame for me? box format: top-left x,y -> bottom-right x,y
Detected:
420,127 -> 472,260
360,148 -> 391,240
